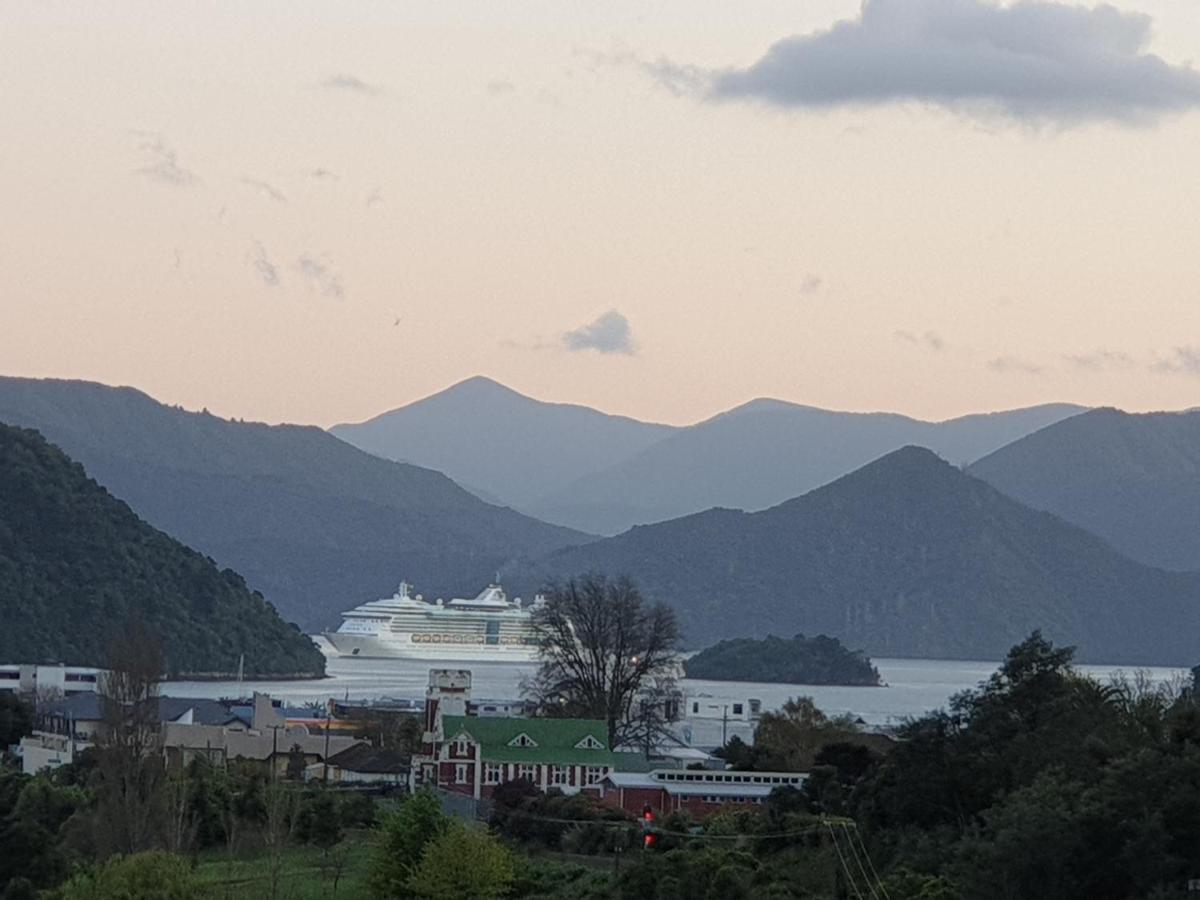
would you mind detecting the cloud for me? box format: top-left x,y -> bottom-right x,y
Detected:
799,274 -> 823,296
239,177 -> 287,203
562,310 -> 636,355
674,0 -> 1200,124
321,74 -> 382,96
486,79 -> 516,96
295,253 -> 345,299
1064,348 -> 1135,370
894,329 -> 946,351
365,187 -> 384,208
987,355 -> 1044,374
309,168 -> 339,181
132,136 -> 200,186
1152,346 -> 1200,376
249,241 -> 280,287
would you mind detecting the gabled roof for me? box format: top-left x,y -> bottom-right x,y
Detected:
42,694 -> 236,726
442,715 -> 618,766
325,743 -> 410,774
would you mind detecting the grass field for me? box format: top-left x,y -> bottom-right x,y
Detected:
194,834 -> 375,900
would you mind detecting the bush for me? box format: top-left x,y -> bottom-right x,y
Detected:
407,823 -> 513,900
58,852 -> 200,900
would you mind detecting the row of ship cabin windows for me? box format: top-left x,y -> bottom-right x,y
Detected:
454,763 -> 608,786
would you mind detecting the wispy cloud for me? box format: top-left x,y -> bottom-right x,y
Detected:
895,329 -> 946,352
562,310 -> 636,355
987,355 -> 1044,375
320,74 -> 383,97
249,241 -> 280,287
486,79 -> 516,96
295,253 -> 345,299
365,187 -> 384,208
239,177 -> 287,203
309,168 -> 339,181
1152,346 -> 1200,376
651,0 -> 1200,125
132,135 -> 200,187
1064,349 -> 1135,371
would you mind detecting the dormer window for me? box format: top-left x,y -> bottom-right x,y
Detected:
508,733 -> 538,748
574,734 -> 605,750
455,738 -> 470,757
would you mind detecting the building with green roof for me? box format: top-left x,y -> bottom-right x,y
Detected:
426,713 -> 643,800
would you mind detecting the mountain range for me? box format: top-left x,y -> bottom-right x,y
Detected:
507,446 -> 1200,665
970,407 -> 1200,572
333,377 -> 1083,534
331,376 -> 676,508
0,423 -> 324,676
0,377 -> 585,632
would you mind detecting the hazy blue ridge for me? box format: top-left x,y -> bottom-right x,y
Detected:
0,377 -> 588,632
510,445 -> 1200,666
970,407 -> 1200,572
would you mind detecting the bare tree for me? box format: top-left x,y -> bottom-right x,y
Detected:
262,781 -> 300,900
523,574 -> 679,747
96,622 -> 166,855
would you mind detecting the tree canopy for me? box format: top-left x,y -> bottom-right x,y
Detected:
684,633 -> 881,686
522,574 -> 679,747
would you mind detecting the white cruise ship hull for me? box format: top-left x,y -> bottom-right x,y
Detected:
321,631 -> 541,662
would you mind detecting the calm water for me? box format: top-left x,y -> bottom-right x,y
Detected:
162,644 -> 1188,728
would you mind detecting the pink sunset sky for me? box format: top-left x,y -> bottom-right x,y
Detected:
3,0 -> 1199,427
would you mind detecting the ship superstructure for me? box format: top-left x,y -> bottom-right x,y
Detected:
322,582 -> 544,661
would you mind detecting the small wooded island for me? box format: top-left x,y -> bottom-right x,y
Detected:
683,633 -> 882,686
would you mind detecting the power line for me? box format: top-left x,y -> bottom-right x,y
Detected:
841,822 -> 882,900
847,822 -> 891,900
826,820 -> 865,900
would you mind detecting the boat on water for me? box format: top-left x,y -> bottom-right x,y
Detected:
322,582 -> 545,661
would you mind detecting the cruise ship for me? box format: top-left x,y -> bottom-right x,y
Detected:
322,582 -> 545,661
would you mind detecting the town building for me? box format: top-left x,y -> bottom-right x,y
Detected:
161,693 -> 364,776
0,664 -> 102,697
306,743 -> 410,786
412,668 -> 655,800
598,768 -> 808,818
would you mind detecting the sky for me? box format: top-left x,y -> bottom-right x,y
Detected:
2,0 -> 1199,428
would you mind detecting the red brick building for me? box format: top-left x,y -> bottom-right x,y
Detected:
598,768 -> 807,818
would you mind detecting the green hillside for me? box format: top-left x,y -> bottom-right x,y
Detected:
0,423 -> 325,676
514,446 -> 1200,665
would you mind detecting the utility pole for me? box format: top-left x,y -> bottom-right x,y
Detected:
323,708 -> 331,784
270,724 -> 280,782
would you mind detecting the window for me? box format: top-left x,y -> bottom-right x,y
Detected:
484,763 -> 502,785
585,766 -> 606,786
574,734 -> 605,750
732,703 -> 743,716
455,764 -> 468,784
692,702 -> 699,714
508,733 -> 538,748
454,738 -> 470,757
518,764 -> 536,781
551,766 -> 568,786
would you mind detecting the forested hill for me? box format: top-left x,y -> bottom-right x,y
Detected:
0,423 -> 324,676
684,634 -> 881,686
970,407 -> 1200,572
514,446 -> 1200,665
0,377 -> 586,631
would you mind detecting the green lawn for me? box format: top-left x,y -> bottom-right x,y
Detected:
194,833 -> 375,900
